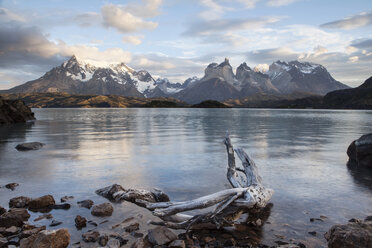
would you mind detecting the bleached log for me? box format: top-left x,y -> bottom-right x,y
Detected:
224,133 -> 242,188
96,133 -> 273,230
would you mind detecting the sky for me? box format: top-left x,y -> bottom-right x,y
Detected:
0,0 -> 371,89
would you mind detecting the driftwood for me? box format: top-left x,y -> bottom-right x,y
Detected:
96,133 -> 274,230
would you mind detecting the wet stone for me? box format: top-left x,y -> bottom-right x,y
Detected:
82,231 -> 100,243
5,183 -> 19,191
50,220 -> 63,227
60,196 -> 74,203
91,202 -> 114,217
75,215 -> 87,229
77,200 -> 94,209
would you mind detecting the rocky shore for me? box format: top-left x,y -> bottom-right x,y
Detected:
0,96 -> 35,124
2,182 -> 371,248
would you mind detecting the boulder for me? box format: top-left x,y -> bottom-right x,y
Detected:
8,208 -> 30,221
74,215 -> 87,229
5,183 -> 19,190
0,206 -> 5,216
0,97 -> 35,124
347,133 -> 372,167
325,218 -> 372,248
20,228 -> 70,248
20,225 -> 46,239
91,203 -> 113,217
15,142 -> 44,151
0,212 -> 24,228
146,226 -> 177,246
77,199 -> 94,209
9,196 -> 31,208
28,195 -> 55,210
82,231 -> 100,242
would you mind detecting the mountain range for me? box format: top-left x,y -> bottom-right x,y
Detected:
1,55 -> 350,104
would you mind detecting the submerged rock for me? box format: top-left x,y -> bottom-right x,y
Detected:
325,217 -> 372,248
19,228 -> 70,248
50,203 -> 71,210
15,142 -> 44,151
91,203 -> 113,217
347,133 -> 372,167
60,196 -> 74,203
77,199 -> 94,209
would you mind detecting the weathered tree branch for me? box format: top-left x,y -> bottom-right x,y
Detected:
96,133 -> 274,230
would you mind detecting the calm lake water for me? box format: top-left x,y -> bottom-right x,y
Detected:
1,108 -> 372,247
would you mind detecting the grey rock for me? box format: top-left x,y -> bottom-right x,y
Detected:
91,203 -> 113,217
107,238 -> 120,248
15,142 -> 44,151
146,226 -> 177,246
77,199 -> 94,209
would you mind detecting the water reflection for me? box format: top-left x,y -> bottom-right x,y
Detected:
347,164 -> 372,191
0,108 -> 371,246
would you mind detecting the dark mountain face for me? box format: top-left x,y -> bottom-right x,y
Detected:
322,76 -> 372,109
175,78 -> 240,104
267,61 -> 349,95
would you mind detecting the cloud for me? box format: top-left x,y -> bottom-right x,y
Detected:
350,38 -> 372,49
0,8 -> 25,22
254,63 -> 269,73
183,17 -> 281,36
74,12 -> 101,27
101,2 -> 161,33
199,0 -> 228,20
266,0 -> 298,7
321,11 -> 372,30
122,35 -> 144,45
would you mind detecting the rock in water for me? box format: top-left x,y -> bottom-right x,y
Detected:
91,203 -> 114,217
0,96 -> 35,124
9,196 -> 31,208
77,199 -> 94,209
28,195 -> 55,210
146,226 -> 177,246
0,212 -> 24,228
325,218 -> 372,248
19,228 -> 70,248
5,183 -> 19,190
82,231 -> 100,242
74,215 -> 87,229
15,142 -> 44,151
347,133 -> 372,167
0,206 -> 6,215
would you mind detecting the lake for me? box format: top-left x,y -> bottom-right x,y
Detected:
1,108 -> 372,247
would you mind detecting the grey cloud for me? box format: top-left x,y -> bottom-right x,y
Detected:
246,47 -> 299,63
321,11 -> 372,30
350,38 -> 372,49
183,17 -> 280,36
74,12 -> 101,27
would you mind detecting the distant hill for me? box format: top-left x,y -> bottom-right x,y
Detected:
0,93 -> 188,108
322,76 -> 372,109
